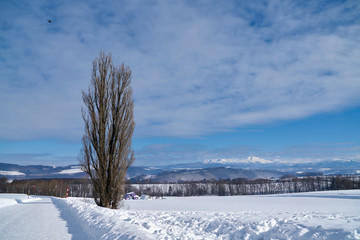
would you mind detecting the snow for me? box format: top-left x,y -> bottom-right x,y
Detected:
0,194 -> 42,208
58,167 -> 83,174
1,190 -> 360,239
0,194 -> 72,239
16,196 -> 42,203
0,194 -> 19,208
144,167 -> 160,170
0,170 -> 25,176
204,156 -> 271,164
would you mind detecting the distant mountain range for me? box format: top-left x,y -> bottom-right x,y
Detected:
0,163 -> 86,180
134,168 -> 285,183
0,159 -> 359,182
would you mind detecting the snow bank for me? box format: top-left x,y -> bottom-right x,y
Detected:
115,210 -> 359,239
1,193 -> 45,204
0,198 -> 17,208
52,197 -> 153,240
0,194 -> 43,207
53,190 -> 360,239
15,196 -> 42,203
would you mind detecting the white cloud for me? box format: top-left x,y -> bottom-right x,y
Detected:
0,0 -> 359,140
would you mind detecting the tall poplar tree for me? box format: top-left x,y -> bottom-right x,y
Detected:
80,51 -> 135,209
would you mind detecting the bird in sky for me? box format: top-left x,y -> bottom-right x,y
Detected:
47,19 -> 52,23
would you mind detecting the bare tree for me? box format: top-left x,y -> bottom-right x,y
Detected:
80,51 -> 135,209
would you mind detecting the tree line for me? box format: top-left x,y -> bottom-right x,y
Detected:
126,175 -> 360,197
0,178 -> 92,198
1,175 -> 359,198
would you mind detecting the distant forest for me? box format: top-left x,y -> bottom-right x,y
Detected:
1,175 -> 359,198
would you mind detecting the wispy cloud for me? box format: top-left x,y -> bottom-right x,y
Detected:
0,152 -> 77,166
0,153 -> 50,165
0,0 -> 359,141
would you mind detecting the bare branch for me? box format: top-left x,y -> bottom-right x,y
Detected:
80,51 -> 135,209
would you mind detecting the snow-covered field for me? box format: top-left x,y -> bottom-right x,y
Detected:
0,190 -> 359,239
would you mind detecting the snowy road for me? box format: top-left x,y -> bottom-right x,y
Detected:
0,195 -> 72,240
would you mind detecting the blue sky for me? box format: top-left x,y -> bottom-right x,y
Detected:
0,0 -> 359,166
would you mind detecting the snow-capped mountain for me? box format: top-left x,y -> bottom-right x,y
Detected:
0,163 -> 86,180
1,158 -> 359,182
204,156 -> 271,164
201,157 -> 360,175
137,167 -> 285,183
